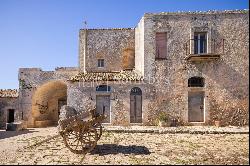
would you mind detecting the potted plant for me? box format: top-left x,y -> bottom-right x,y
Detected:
214,119 -> 221,127
214,113 -> 222,127
157,111 -> 170,127
171,117 -> 178,127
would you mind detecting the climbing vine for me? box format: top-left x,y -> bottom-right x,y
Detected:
19,79 -> 32,90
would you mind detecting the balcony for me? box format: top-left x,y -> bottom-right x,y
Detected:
185,38 -> 225,62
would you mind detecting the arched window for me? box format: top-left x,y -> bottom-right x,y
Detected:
130,87 -> 142,95
96,85 -> 111,92
188,77 -> 204,87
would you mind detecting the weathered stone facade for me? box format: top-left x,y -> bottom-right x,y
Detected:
138,10 -> 249,126
79,28 -> 135,72
18,67 -> 78,127
0,90 -> 19,129
67,81 -> 154,125
1,9 -> 248,128
74,9 -> 249,126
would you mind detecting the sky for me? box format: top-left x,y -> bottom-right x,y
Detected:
0,0 -> 249,89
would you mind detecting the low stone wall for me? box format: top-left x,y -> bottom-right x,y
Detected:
6,121 -> 27,131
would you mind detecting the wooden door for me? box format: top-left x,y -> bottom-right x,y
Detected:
96,95 -> 110,123
130,88 -> 142,123
188,91 -> 204,122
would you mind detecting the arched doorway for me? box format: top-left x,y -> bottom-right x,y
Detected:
130,87 -> 142,123
32,80 -> 67,127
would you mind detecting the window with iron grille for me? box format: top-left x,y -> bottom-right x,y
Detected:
194,32 -> 207,54
188,77 -> 204,87
97,59 -> 104,67
96,85 -> 111,92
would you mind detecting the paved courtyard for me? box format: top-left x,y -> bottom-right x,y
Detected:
0,127 -> 249,165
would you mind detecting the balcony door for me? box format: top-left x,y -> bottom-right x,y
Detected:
194,32 -> 207,54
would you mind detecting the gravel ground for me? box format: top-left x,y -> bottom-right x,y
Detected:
103,125 -> 249,134
0,127 -> 249,165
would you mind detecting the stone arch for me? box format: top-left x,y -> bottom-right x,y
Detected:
32,80 -> 67,127
130,87 -> 142,95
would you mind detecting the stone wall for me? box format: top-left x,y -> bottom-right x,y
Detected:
142,10 -> 249,125
0,97 -> 19,129
18,67 -> 78,127
79,29 -> 135,72
13,10 -> 249,127
67,81 -> 156,126
135,17 -> 145,76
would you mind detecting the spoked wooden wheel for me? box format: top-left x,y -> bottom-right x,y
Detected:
63,122 -> 98,154
93,122 -> 102,140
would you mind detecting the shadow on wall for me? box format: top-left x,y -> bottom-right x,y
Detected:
203,59 -> 248,126
90,144 -> 151,156
0,129 -> 38,140
32,80 -> 67,127
203,59 -> 248,99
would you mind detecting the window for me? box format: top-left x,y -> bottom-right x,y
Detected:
130,87 -> 142,95
96,85 -> 111,92
97,59 -> 104,67
188,77 -> 204,87
156,32 -> 167,59
194,32 -> 207,54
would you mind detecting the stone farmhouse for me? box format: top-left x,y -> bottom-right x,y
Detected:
0,9 -> 249,129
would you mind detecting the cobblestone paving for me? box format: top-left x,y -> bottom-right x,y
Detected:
0,127 -> 248,165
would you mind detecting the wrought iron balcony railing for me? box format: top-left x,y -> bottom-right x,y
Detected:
185,38 -> 225,62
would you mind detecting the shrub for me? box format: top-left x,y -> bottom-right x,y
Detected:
157,111 -> 168,122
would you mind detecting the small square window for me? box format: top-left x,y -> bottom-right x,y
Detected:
97,59 -> 104,67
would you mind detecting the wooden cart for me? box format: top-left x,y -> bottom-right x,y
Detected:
58,108 -> 105,154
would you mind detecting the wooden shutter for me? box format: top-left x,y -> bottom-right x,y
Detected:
156,32 -> 167,59
135,95 -> 142,123
96,96 -> 102,115
103,96 -> 110,123
130,95 -> 136,123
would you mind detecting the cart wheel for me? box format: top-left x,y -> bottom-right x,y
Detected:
63,122 -> 98,154
93,122 -> 102,140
